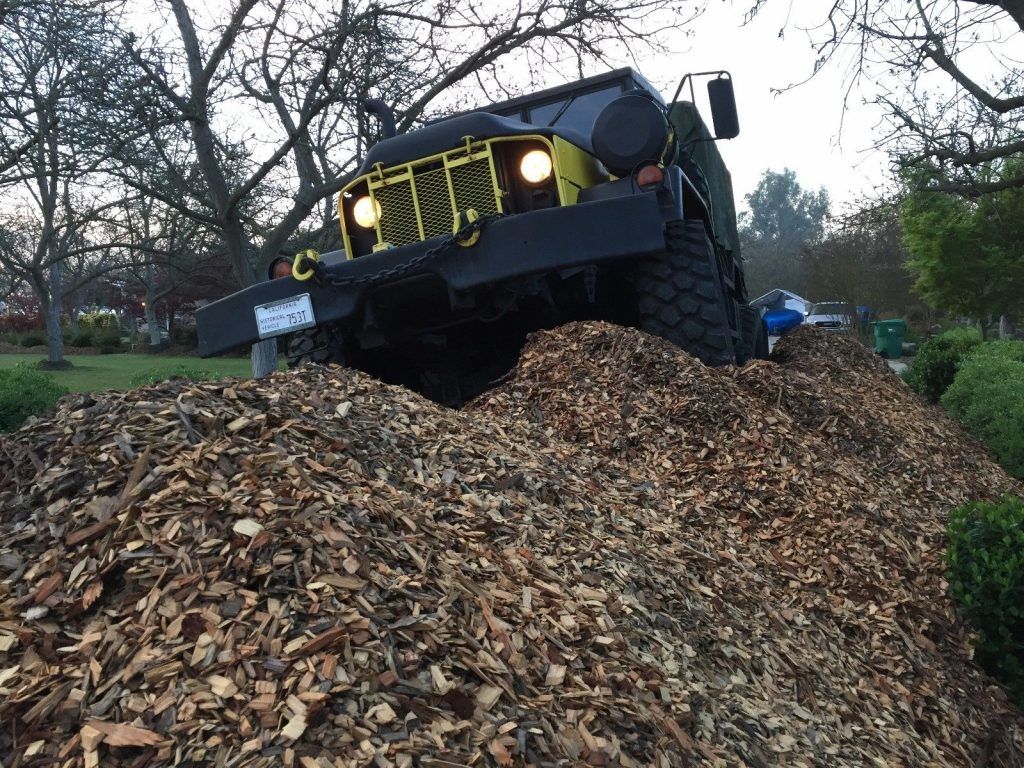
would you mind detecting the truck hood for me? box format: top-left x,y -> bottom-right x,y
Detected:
355,112 -> 592,176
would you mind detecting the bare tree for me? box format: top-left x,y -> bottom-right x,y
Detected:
0,0 -> 137,366
803,196 -> 924,339
117,193 -> 229,348
747,0 -> 1024,197
118,0 -> 694,377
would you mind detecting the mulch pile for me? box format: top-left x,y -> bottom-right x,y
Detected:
0,322 -> 1021,767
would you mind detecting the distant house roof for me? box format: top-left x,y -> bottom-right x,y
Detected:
749,289 -> 812,311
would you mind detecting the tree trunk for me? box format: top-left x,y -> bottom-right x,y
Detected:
214,214 -> 277,377
146,288 -> 162,348
251,338 -> 277,378
44,260 -> 65,366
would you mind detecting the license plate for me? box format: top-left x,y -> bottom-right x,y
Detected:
254,294 -> 316,339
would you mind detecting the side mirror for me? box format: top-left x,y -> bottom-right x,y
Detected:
707,77 -> 739,139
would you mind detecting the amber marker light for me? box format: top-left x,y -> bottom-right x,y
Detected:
636,165 -> 664,189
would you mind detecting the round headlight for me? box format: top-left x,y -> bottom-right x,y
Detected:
519,149 -> 553,184
353,196 -> 381,228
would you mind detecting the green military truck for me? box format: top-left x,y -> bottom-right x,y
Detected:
197,68 -> 768,403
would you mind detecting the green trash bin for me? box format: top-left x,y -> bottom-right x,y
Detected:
872,319 -> 907,359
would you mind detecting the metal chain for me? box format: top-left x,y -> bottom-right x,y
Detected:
310,214 -> 501,289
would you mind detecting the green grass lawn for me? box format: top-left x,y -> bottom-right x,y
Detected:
0,353 -> 280,392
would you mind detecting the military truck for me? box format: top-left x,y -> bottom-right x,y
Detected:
197,68 -> 768,403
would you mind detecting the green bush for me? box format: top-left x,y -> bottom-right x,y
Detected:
66,329 -> 95,347
172,325 -> 198,348
969,340 -> 1024,363
942,354 -> 1024,478
79,311 -> 120,331
93,327 -> 124,354
19,333 -> 46,348
0,364 -> 67,431
905,328 -> 981,402
946,496 -> 1024,707
129,364 -> 221,387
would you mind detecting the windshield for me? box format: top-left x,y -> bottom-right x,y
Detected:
810,302 -> 848,315
525,84 -> 625,134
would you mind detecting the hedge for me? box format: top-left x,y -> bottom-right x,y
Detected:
947,496 -> 1024,707
904,328 -> 981,402
0,364 -> 67,431
942,353 -> 1024,478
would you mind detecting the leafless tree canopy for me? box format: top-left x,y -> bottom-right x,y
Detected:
119,0 -> 694,283
112,0 -> 696,375
0,0 -> 141,363
748,0 -> 1024,196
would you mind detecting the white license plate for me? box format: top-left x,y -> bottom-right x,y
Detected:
254,294 -> 316,339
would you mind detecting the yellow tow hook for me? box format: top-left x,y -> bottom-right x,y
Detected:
292,248 -> 320,281
453,208 -> 480,247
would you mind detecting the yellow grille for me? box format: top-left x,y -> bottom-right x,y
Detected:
415,168 -> 452,240
374,182 -> 418,247
370,153 -> 500,248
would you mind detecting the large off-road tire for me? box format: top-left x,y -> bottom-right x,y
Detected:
754,317 -> 770,359
736,305 -> 771,364
285,325 -> 346,368
737,305 -> 758,365
635,220 -> 736,365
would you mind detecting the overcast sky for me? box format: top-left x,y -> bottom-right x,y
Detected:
124,0 -> 898,214
646,1 -> 892,210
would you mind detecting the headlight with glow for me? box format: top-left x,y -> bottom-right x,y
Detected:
519,149 -> 553,184
353,195 -> 381,228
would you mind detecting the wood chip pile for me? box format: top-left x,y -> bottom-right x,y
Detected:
1,321 -> 1021,767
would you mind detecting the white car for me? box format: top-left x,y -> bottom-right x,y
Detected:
805,301 -> 853,332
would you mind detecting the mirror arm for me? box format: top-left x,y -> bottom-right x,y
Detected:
670,70 -> 732,107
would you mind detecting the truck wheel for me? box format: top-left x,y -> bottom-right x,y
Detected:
635,220 -> 736,365
737,305 -> 760,365
755,318 -> 770,359
285,326 -> 346,368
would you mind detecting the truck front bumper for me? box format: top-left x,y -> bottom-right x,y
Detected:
197,193 -> 667,357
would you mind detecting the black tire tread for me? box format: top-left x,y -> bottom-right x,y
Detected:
285,326 -> 344,368
737,305 -> 759,365
755,318 -> 770,359
635,220 -> 736,365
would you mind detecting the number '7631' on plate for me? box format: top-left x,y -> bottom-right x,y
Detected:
254,294 -> 316,339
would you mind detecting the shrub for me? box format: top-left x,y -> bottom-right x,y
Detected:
66,329 -> 95,347
904,328 -> 981,402
19,333 -> 46,348
946,496 -> 1024,707
93,327 -> 124,354
0,313 -> 43,333
0,364 -> 67,431
172,325 -> 198,348
942,354 -> 1024,478
129,364 -> 221,387
969,339 -> 1024,363
79,311 -> 120,331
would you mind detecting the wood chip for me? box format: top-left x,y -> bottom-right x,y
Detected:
232,518 -> 264,537
84,720 -> 163,747
0,322 -> 1021,766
